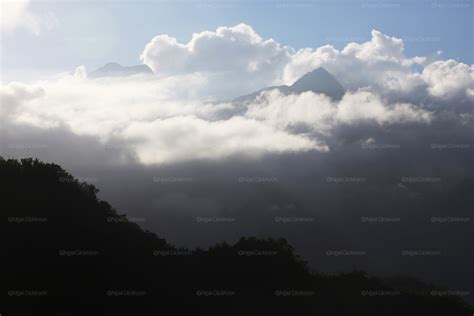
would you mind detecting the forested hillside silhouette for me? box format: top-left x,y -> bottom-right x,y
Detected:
1,157 -> 472,315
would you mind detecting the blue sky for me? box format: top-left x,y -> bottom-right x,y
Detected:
1,0 -> 473,81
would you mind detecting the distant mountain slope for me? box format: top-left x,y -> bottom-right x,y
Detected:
89,62 -> 153,78
234,67 -> 345,103
1,157 -> 472,316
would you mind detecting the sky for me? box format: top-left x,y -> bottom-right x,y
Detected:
1,0 -> 473,82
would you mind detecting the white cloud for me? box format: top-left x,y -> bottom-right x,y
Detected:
1,70 -> 434,165
145,26 -> 424,95
1,24 -> 471,165
74,65 -> 87,79
422,59 -> 474,100
247,89 -> 432,135
0,73 -> 325,164
120,116 -> 322,164
141,23 -> 292,98
141,24 -> 473,104
0,82 -> 44,121
282,30 -> 428,97
0,0 -> 58,35
334,90 -> 433,125
247,90 -> 336,134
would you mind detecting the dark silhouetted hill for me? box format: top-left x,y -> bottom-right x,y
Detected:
1,157 -> 472,315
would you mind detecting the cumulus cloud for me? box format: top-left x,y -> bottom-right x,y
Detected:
141,24 -> 474,103
282,29 -> 472,103
141,23 -> 292,98
422,60 -> 474,101
1,24 -> 472,165
282,30 -> 427,97
0,0 -> 58,35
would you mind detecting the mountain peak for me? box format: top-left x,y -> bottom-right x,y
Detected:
292,67 -> 331,85
102,62 -> 122,69
289,67 -> 345,99
89,62 -> 154,78
234,67 -> 345,103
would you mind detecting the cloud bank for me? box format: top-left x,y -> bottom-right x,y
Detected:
1,24 -> 473,165
141,25 -> 473,103
0,73 -> 435,164
0,0 -> 58,35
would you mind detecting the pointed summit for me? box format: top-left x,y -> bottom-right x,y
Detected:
288,67 -> 345,99
234,67 -> 345,103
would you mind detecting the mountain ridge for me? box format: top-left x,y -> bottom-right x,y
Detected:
234,67 -> 345,103
89,62 -> 154,78
2,157 -> 472,315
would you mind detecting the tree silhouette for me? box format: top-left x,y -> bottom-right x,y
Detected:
1,157 -> 472,315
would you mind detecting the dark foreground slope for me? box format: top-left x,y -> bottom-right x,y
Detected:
1,158 -> 472,315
